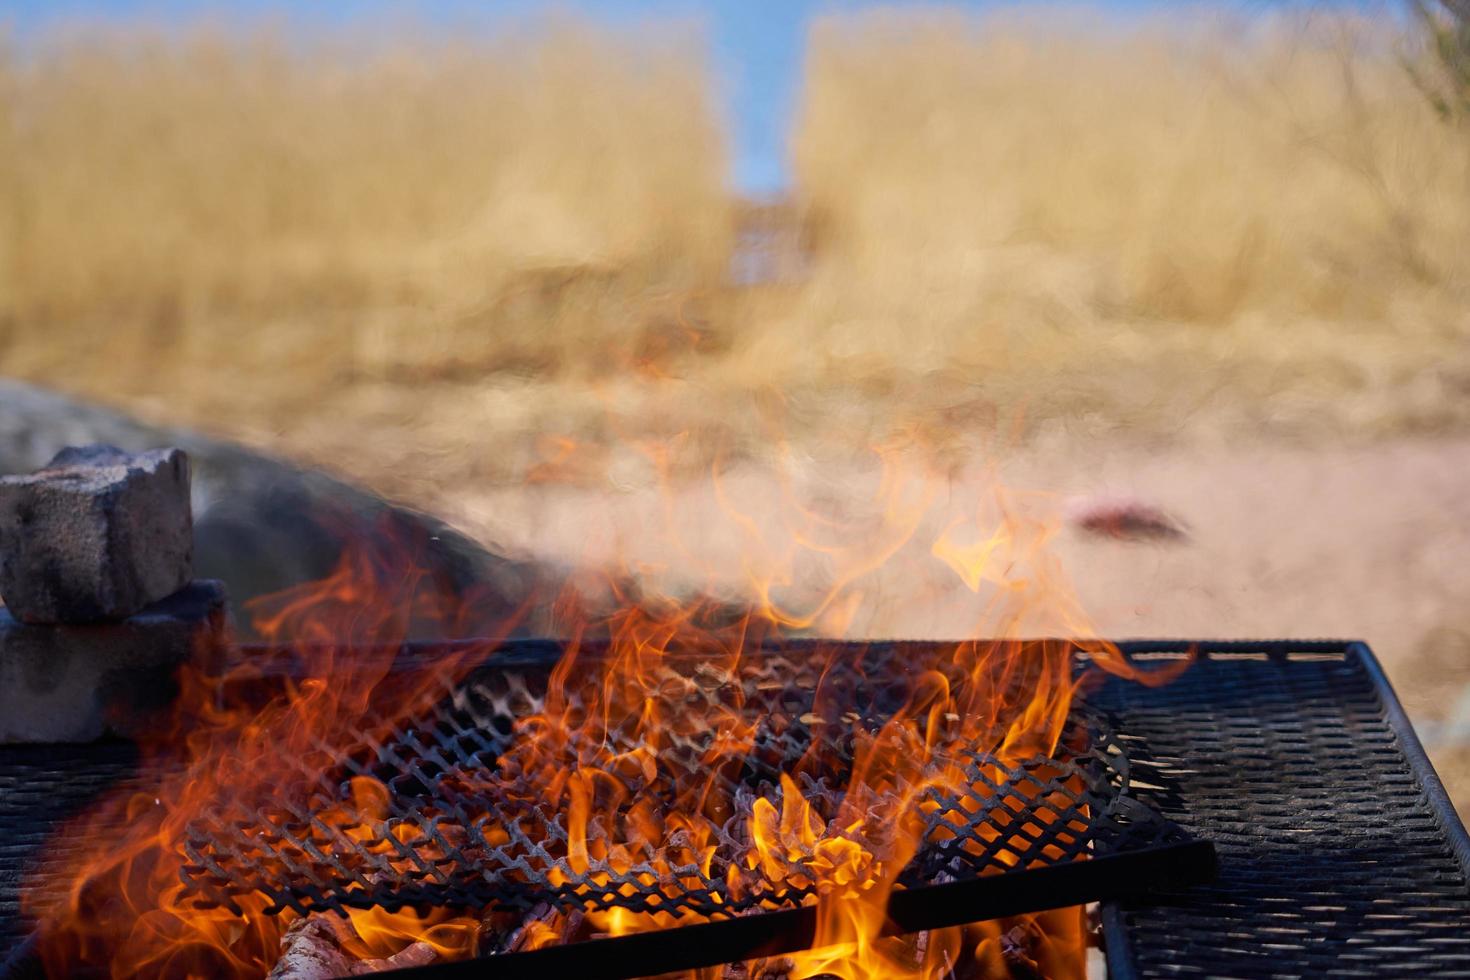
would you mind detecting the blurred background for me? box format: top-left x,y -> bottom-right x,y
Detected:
1,0 -> 1468,807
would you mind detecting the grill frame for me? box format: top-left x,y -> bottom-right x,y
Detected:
173,639 -> 1213,978
378,842 -> 1211,980
1095,641 -> 1470,980
2,639 -> 1467,980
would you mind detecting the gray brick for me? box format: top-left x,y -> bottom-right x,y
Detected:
0,445 -> 192,623
0,580 -> 227,743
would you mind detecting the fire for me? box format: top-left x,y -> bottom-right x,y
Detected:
24,444 -> 1177,979
23,524 -> 504,978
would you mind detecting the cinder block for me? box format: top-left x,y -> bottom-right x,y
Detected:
0,580 -> 228,743
0,445 -> 192,623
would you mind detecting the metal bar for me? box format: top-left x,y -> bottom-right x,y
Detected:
231,637 -> 1364,663
1098,902 -> 1141,980
1112,639 -> 1354,655
1351,642 -> 1470,880
375,841 -> 1216,980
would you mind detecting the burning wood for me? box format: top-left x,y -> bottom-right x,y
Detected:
475,903 -> 583,956
998,922 -> 1047,980
722,956 -> 796,979
266,916 -> 436,980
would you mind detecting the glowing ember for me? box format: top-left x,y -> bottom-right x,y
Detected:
24,453 -> 1179,979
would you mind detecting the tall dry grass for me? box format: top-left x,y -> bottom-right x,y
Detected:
2,6 -> 1469,485
0,16 -> 731,399
767,8 -> 1469,375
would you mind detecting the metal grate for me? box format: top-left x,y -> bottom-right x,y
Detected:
9,641 -> 1463,978
0,743 -> 140,972
1096,641 -> 1470,979
176,641 -> 1203,939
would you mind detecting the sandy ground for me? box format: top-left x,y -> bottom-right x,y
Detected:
445,433 -> 1470,813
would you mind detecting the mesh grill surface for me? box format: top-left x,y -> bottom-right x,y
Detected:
175,643 -> 1188,921
7,641 -> 1464,977
1094,645 -> 1470,979
0,743 -> 138,957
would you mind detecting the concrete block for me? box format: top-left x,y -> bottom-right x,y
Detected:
0,579 -> 227,743
0,445 -> 192,623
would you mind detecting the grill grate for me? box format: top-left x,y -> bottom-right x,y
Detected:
0,743 -> 140,958
1096,642 -> 1470,979
177,642 -> 1203,933
16,641 -> 1461,979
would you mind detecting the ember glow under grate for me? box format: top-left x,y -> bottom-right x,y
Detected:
175,642 -> 1209,975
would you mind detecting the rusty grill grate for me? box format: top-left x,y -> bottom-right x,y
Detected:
176,641 -> 1208,948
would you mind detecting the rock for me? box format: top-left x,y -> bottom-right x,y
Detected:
0,446 -> 192,623
0,580 -> 228,743
0,380 -> 553,640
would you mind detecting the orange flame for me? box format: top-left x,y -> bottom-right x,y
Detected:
25,520 -> 518,978
25,441 -> 1177,979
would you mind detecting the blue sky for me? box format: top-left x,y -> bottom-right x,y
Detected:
6,0 -> 1377,193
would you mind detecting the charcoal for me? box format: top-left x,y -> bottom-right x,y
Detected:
0,445 -> 192,623
0,580 -> 227,743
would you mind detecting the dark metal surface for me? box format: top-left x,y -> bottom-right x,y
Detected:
385,842 -> 1215,980
2,640 -> 1466,979
0,743 -> 137,958
177,641 -> 1201,930
1097,641 -> 1470,979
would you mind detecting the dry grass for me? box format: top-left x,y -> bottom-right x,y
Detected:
745,8 -> 1470,386
796,9 -> 1469,324
0,16 -> 731,400
1,6 -> 1469,491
